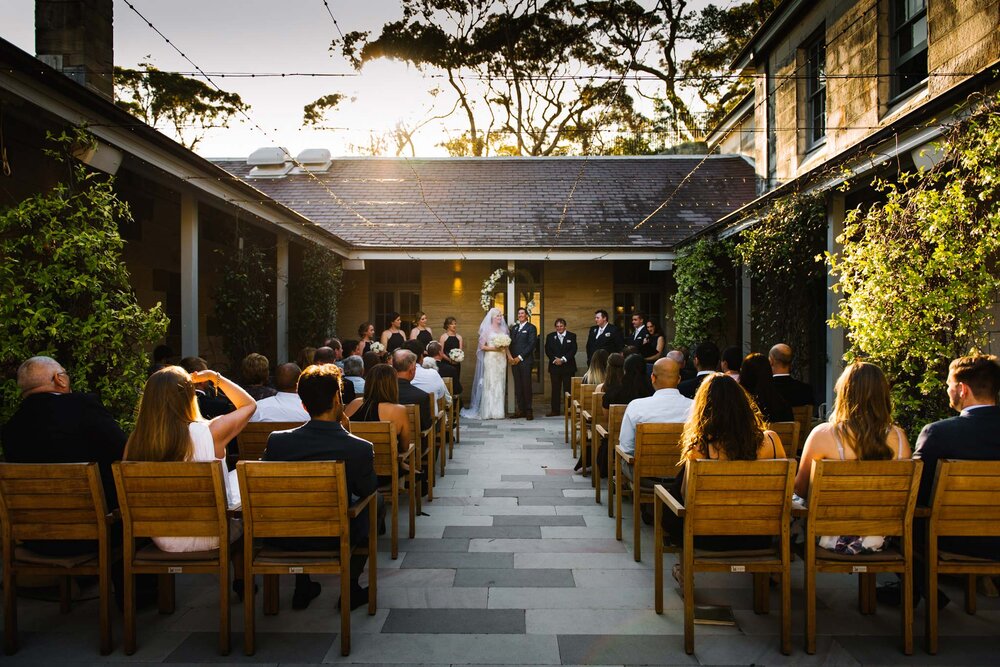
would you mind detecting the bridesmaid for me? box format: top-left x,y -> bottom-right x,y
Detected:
439,317 -> 465,370
358,321 -> 375,354
380,312 -> 406,354
409,311 -> 434,348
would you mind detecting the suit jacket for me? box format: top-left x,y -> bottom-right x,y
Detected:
913,406 -> 1000,505
678,372 -> 712,399
509,321 -> 538,363
397,379 -> 432,431
585,323 -> 624,364
436,360 -> 463,396
545,331 -> 578,374
264,420 -> 378,541
771,375 -> 815,407
2,392 -> 127,509
629,327 -> 650,349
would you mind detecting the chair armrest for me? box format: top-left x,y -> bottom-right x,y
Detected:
572,400 -> 580,410
614,445 -> 634,465
654,484 -> 685,517
348,492 -> 376,519
581,410 -> 592,422
595,425 -> 608,439
399,443 -> 416,461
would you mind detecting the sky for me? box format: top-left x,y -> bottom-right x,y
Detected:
1,0 -> 721,158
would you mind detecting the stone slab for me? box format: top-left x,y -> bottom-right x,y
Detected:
493,515 -> 586,527
381,609 -> 525,634
443,526 -> 543,539
469,538 -> 626,553
377,538 -> 471,552
377,587 -> 489,609
401,552 -> 514,569
488,587 -> 670,610
518,496 -> 601,506
453,568 -> 576,588
164,631 -> 334,663
556,634 -> 699,665
329,633 -> 561,664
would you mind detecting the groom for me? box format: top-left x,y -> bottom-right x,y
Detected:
509,307 -> 538,420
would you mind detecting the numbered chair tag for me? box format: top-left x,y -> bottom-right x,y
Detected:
168,566 -> 183,574
289,567 -> 303,574
730,565 -> 746,573
852,566 -> 868,573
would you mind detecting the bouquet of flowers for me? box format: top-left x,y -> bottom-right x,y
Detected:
448,348 -> 465,363
489,333 -> 512,349
370,341 -> 386,354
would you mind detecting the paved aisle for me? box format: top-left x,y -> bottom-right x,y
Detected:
3,413 -> 999,665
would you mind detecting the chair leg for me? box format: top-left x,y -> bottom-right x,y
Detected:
902,567 -> 913,655
3,563 -> 17,654
858,573 -> 875,615
753,573 -> 769,614
804,554 -> 816,654
632,484 -> 641,562
99,549 -> 112,655
219,566 -> 230,655
594,441 -> 602,504
683,550 -> 695,654
614,457 -> 623,541
340,561 -> 351,656
427,438 -> 435,502
244,570 -> 255,656
780,566 -> 791,655
123,566 -> 136,655
439,430 -> 446,478
926,561 -> 939,654
391,480 -> 399,561
654,498 -> 663,614
158,573 -> 176,614
965,575 -> 977,615
407,466 -> 416,539
369,510 -> 378,616
264,575 -> 279,615
59,575 -> 72,614
607,445 -> 615,518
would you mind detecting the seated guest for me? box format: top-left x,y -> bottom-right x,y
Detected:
678,341 -> 720,399
404,340 -> 451,408
427,341 -> 462,396
297,346 -> 317,370
663,373 -> 786,552
380,312 -> 406,353
739,353 -> 793,423
362,351 -> 382,374
249,363 -> 308,423
264,364 -> 380,610
314,346 -> 356,404
126,365 -> 255,594
148,344 -> 174,376
596,353 -> 625,396
795,361 -> 910,555
392,349 -> 432,432
583,348 -> 610,386
179,356 -> 233,419
344,363 -> 416,480
3,355 -> 128,550
721,346 -> 742,382
342,339 -> 363,358
241,353 -> 277,401
322,338 -> 345,368
619,357 -> 693,456
768,343 -> 815,407
605,353 -> 655,408
343,355 -> 365,396
666,349 -> 695,383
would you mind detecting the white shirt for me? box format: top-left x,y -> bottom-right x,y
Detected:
249,391 -> 309,423
618,388 -> 693,455
412,364 -> 452,408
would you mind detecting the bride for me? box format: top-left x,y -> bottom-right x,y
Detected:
461,307 -> 509,420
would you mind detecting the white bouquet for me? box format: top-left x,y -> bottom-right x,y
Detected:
490,333 -> 512,349
370,341 -> 386,354
448,348 -> 465,363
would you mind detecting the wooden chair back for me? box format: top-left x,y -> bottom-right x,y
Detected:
606,405 -> 627,453
792,405 -> 814,448
684,459 -> 795,538
237,460 -> 348,541
591,391 -> 607,431
442,376 -> 454,397
346,421 -> 397,478
768,422 -> 801,457
114,461 -> 228,541
566,376 -> 583,445
238,422 -> 304,461
578,384 -> 597,414
0,463 -> 109,543
634,423 -> 686,480
929,460 -> 1000,539
404,404 -> 435,500
807,460 -> 922,539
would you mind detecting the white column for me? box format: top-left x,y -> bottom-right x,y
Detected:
506,260 -> 516,413
825,194 -> 846,414
276,235 -> 289,363
741,264 -> 752,354
180,192 -> 199,357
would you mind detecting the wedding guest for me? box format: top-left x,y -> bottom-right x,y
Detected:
343,355 -> 366,396
721,346 -> 743,382
622,345 -> 641,359
642,320 -> 665,365
619,357 -> 693,456
409,311 -> 434,347
586,309 -> 624,365
428,341 -> 462,395
180,356 -> 233,419
362,351 -> 381,374
739,353 -> 793,424
345,363 -> 413,467
595,353 -> 625,396
768,343 -> 815,407
392,349 -> 432,430
677,342 -> 720,399
241,353 -> 277,401
439,317 -> 465,370
322,338 -> 345,367
314,347 -> 355,404
249,363 -> 308,423
148,344 -> 174,376
297,346 -> 317,370
583,348 -> 610,386
264,363 -> 378,610
667,349 -> 696,383
358,322 -> 376,354
342,339 -> 363,358
545,318 -> 577,417
629,312 -> 650,349
380,313 -> 406,354
125,365 -> 254,595
404,340 -> 451,408
605,354 -> 655,408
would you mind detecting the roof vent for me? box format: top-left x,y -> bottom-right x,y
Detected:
247,146 -> 292,178
294,148 -> 332,173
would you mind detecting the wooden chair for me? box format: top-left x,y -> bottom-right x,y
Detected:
442,377 -> 460,457
595,404 -> 627,513
615,423 -> 685,561
566,377 -> 582,447
112,461 -> 234,655
237,422 -> 305,461
575,384 -> 597,464
347,421 -> 417,560
0,463 -> 116,655
435,394 -> 449,478
802,459 -> 922,655
792,405 -> 814,453
405,404 -> 437,502
237,461 -> 377,657
768,422 -> 801,458
586,391 -> 605,494
924,460 -> 1000,654
655,459 -> 796,655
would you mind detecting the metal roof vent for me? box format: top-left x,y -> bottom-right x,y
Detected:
293,148 -> 332,173
247,147 -> 292,178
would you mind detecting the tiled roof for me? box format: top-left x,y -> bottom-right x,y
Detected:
212,156 -> 756,250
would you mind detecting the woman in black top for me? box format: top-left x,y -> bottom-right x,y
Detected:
358,321 -> 375,354
344,364 -> 415,480
380,312 -> 406,353
739,353 -> 794,423
409,311 -> 434,348
604,353 -> 654,408
641,320 -> 665,363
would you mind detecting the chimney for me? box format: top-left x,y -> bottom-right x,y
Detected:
35,0 -> 114,101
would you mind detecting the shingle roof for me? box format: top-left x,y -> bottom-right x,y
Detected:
212,156 -> 756,250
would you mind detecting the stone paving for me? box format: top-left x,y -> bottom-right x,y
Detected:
3,409 -> 1000,665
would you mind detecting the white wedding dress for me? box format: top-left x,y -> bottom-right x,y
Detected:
478,350 -> 507,420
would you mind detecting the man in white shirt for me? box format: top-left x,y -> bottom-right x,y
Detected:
619,357 -> 693,455
405,341 -> 452,408
249,363 -> 309,422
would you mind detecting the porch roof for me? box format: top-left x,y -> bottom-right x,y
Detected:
212,155 -> 756,254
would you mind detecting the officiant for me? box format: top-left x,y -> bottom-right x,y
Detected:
509,307 -> 538,420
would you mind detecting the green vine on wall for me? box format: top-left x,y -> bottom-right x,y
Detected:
829,91 -> 1000,435
671,237 -> 733,350
288,241 -> 342,352
212,231 -> 274,366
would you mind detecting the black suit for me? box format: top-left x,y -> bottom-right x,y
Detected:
585,323 -> 624,365
397,379 -> 432,432
510,321 -> 538,416
678,372 -> 712,399
629,327 -> 650,350
771,375 -> 815,408
436,360 -> 462,396
545,330 -> 578,415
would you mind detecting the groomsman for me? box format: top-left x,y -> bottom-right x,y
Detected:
586,309 -> 624,365
629,312 -> 650,350
545,318 -> 577,417
509,307 -> 538,420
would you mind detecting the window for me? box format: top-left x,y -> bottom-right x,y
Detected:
805,32 -> 826,149
890,0 -> 928,99
370,260 -> 421,334
613,262 -> 663,333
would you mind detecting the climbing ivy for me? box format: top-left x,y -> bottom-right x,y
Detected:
671,237 -> 733,349
288,241 -> 342,352
212,233 -> 274,366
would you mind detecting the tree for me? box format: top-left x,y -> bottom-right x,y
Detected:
671,237 -> 733,350
828,92 -> 1000,434
114,61 -> 250,150
0,128 -> 169,431
289,242 -> 343,350
212,229 -> 275,367
302,93 -> 350,127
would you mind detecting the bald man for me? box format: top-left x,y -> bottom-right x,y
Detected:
618,357 -> 694,455
250,363 -> 309,422
768,343 -> 815,407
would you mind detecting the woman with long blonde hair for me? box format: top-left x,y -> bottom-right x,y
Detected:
583,348 -> 610,386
